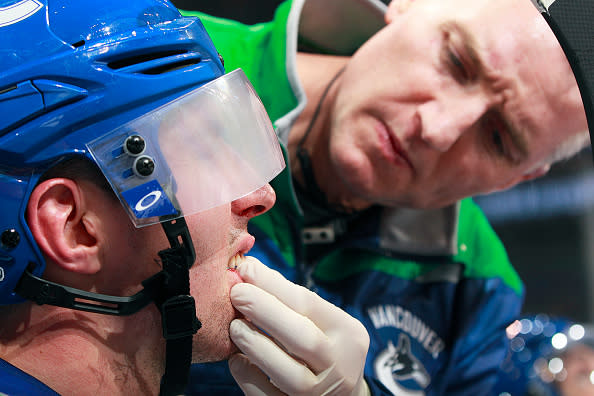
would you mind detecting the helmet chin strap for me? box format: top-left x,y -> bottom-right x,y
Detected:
16,216 -> 200,396
142,217 -> 201,396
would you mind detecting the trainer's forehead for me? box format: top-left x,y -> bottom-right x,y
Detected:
532,0 -> 594,137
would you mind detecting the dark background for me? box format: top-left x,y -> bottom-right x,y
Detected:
475,148 -> 594,323
172,0 -> 594,324
172,0 -> 285,24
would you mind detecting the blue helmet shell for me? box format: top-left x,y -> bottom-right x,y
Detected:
0,0 -> 224,305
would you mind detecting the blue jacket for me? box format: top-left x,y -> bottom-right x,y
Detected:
0,358 -> 60,395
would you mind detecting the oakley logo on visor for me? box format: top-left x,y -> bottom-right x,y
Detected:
121,180 -> 177,219
0,0 -> 43,28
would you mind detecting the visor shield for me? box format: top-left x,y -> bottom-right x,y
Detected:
87,68 -> 285,227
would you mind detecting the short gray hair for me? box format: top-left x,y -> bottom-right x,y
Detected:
548,129 -> 591,165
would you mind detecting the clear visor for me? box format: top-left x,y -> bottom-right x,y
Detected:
87,69 -> 285,227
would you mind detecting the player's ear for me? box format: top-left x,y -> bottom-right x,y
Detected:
26,178 -> 101,274
385,0 -> 415,24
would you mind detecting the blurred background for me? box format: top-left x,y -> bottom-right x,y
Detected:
172,0 -> 284,24
474,148 -> 594,323
171,0 -> 594,324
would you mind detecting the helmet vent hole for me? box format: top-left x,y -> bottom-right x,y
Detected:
107,50 -> 188,70
142,58 -> 202,75
0,85 -> 17,95
71,40 -> 86,48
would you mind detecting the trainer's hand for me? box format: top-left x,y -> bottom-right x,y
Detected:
228,256 -> 370,396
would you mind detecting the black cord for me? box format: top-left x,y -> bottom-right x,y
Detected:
296,66 -> 346,153
295,66 -> 347,213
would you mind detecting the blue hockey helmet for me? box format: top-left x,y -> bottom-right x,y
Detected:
0,1 -> 285,393
0,0 -> 284,306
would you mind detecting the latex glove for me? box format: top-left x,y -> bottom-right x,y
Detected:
228,256 -> 370,396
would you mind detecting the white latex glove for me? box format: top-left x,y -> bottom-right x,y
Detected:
228,256 -> 370,396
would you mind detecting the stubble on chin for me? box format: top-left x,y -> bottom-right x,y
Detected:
191,300 -> 239,363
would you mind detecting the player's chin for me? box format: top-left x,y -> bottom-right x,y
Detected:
215,337 -> 241,361
192,332 -> 239,363
192,307 -> 242,362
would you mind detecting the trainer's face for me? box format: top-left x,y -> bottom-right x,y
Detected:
328,0 -> 586,209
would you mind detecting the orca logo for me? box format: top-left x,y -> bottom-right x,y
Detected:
0,0 -> 43,28
135,190 -> 162,212
0,267 -> 4,282
374,334 -> 431,396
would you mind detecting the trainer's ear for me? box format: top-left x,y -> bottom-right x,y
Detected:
385,0 -> 414,23
26,178 -> 101,274
521,164 -> 550,182
493,164 -> 550,193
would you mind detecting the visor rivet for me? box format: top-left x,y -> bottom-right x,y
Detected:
1,229 -> 20,250
134,156 -> 155,177
124,135 -> 146,156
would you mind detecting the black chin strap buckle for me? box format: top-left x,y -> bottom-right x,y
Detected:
161,294 -> 201,340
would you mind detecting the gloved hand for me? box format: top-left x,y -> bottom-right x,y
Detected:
228,256 -> 370,396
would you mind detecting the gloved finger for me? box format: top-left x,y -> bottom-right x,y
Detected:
231,282 -> 332,373
238,256 -> 357,332
230,318 -> 320,394
228,353 -> 286,396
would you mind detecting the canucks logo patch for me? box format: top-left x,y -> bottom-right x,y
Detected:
368,304 -> 443,395
374,333 -> 430,396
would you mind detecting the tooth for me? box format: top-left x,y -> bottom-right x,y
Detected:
228,253 -> 244,270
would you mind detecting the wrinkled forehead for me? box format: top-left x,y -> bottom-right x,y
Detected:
487,5 -> 585,155
430,0 -> 536,19
489,0 -> 593,144
414,0 -> 562,57
480,1 -> 578,101
489,2 -> 584,129
434,0 -> 586,156
452,0 -> 559,52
